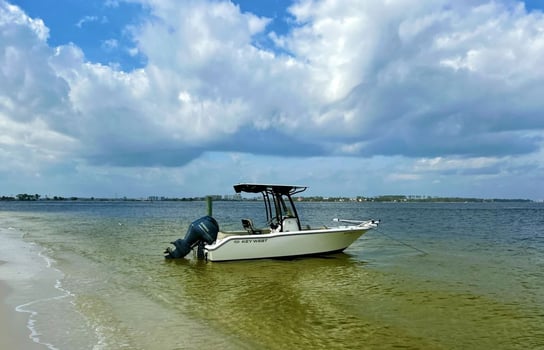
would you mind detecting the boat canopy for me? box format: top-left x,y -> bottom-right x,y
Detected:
234,183 -> 306,232
234,183 -> 307,196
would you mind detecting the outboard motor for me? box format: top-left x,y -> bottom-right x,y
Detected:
164,216 -> 219,259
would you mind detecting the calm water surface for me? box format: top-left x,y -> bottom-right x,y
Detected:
1,200 -> 543,349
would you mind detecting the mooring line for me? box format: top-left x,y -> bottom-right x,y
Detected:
374,228 -> 429,256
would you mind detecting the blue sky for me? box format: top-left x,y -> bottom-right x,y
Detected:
1,0 -> 544,199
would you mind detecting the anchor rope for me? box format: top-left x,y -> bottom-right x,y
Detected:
374,227 -> 429,256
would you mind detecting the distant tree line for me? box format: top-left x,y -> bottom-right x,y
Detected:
357,195 -> 532,203
0,194 -> 79,201
16,193 -> 41,201
0,193 -> 533,202
0,194 -> 41,200
296,195 -> 532,202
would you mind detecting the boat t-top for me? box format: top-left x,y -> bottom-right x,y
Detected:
164,183 -> 380,261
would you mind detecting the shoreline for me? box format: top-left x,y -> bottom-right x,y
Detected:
0,213 -> 106,350
0,223 -> 58,350
0,277 -> 47,350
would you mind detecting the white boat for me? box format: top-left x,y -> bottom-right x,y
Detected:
164,184 -> 380,262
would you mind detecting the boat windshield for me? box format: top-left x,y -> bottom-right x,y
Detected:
277,194 -> 295,218
270,193 -> 302,231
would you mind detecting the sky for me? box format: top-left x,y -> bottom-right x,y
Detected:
1,0 -> 544,199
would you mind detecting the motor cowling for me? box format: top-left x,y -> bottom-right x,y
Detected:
164,216 -> 219,259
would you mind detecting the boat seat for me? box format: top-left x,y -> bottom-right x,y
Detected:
242,218 -> 262,234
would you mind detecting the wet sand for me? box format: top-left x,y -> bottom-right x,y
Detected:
0,263 -> 46,350
0,223 -> 52,350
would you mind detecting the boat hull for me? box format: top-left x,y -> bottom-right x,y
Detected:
205,226 -> 370,262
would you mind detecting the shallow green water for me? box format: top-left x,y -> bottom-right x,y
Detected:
1,201 -> 543,349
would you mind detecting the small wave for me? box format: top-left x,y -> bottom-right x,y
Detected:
16,299 -> 63,350
14,247 -> 104,350
15,248 -> 70,350
38,248 -> 55,269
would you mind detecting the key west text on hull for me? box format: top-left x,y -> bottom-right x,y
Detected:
164,184 -> 380,262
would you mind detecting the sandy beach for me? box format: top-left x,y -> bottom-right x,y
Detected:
0,224 -> 53,350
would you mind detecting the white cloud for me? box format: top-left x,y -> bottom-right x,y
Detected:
0,112 -> 78,178
1,0 -> 544,198
0,2 -> 48,40
0,1 -> 77,177
101,38 -> 118,50
54,1 -> 544,158
413,156 -> 501,172
76,15 -> 99,28
76,15 -> 109,28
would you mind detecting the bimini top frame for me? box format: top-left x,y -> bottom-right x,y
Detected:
234,183 -> 308,232
234,184 -> 307,196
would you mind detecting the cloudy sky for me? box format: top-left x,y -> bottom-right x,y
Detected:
1,0 -> 544,199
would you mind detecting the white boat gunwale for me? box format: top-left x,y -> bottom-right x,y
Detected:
206,223 -> 376,252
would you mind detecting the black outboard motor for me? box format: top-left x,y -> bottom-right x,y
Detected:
164,216 -> 219,259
